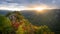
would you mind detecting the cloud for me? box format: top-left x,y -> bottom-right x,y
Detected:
6,0 -> 13,1
0,0 -> 59,11
0,3 -> 56,11
0,2 -> 28,11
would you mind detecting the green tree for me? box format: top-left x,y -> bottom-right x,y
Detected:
36,25 -> 51,34
0,15 -> 13,34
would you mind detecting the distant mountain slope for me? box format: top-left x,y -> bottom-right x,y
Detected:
0,10 -> 11,15
20,9 -> 60,32
20,9 -> 60,25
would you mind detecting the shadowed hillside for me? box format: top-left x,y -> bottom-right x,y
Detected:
20,9 -> 60,34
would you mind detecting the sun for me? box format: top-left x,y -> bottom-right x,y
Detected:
34,7 -> 45,11
31,6 -> 47,13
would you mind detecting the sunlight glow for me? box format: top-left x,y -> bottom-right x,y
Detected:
31,6 -> 55,13
0,5 -> 55,11
33,7 -> 46,11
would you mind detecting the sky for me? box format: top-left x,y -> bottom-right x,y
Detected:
0,0 -> 60,10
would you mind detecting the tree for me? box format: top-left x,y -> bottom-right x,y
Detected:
36,25 -> 51,34
0,15 -> 13,34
